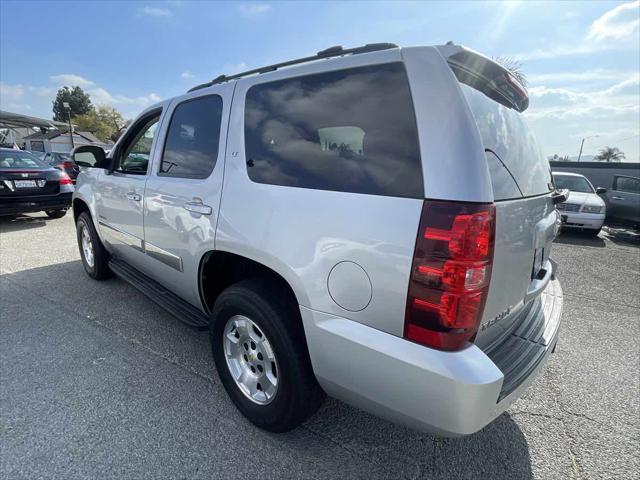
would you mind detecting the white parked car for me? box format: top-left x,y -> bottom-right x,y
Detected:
553,172 -> 606,235
71,42 -> 564,436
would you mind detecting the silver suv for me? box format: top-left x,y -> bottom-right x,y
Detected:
72,43 -> 564,436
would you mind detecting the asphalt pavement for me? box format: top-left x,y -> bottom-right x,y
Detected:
1,213 -> 638,479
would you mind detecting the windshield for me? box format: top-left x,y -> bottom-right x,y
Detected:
553,175 -> 594,193
0,151 -> 46,169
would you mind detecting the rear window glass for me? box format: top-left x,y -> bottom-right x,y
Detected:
0,151 -> 45,169
553,175 -> 594,193
461,84 -> 552,199
244,62 -> 423,198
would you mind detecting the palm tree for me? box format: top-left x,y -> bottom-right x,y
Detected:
594,146 -> 625,162
493,56 -> 528,88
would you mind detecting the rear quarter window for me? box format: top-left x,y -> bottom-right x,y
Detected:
244,62 -> 423,198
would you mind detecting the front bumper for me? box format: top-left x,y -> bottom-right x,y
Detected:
0,192 -> 72,216
560,211 -> 605,230
301,278 -> 563,436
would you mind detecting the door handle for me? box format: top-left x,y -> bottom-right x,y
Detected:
126,192 -> 141,202
184,201 -> 212,215
611,196 -> 625,201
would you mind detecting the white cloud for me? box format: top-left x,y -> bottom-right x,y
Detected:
49,74 -> 94,87
528,69 -> 633,85
138,6 -> 173,17
0,80 -> 160,119
0,83 -> 25,98
526,74 -> 640,120
87,87 -> 161,107
180,70 -> 195,79
514,1 -> 639,60
588,0 -> 639,41
222,62 -> 248,74
238,4 -> 272,18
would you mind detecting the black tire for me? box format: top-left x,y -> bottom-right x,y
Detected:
45,209 -> 67,219
76,212 -> 112,280
210,279 -> 325,432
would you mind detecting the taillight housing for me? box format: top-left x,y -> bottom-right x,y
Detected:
61,161 -> 74,169
404,201 -> 496,351
59,173 -> 73,185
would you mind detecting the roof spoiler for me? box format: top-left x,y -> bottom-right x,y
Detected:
436,42 -> 529,112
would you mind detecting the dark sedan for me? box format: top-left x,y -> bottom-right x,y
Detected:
0,148 -> 74,218
40,152 -> 81,182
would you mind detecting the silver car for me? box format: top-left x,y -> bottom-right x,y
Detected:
553,172 -> 606,235
71,43 -> 563,436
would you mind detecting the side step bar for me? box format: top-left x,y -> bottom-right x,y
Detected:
108,258 -> 209,330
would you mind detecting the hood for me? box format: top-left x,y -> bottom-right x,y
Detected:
567,191 -> 605,207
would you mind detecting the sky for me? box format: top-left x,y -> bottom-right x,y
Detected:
1,0 -> 639,161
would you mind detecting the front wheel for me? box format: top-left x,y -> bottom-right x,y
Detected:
76,212 -> 111,280
45,209 -> 67,219
210,279 -> 324,432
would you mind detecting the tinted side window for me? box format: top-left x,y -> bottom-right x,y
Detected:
615,176 -> 640,194
244,62 -> 423,198
160,95 -> 223,178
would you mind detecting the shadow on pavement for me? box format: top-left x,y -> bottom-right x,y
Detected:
0,214 -> 51,233
554,229 -> 606,248
602,224 -> 640,247
2,260 -> 533,479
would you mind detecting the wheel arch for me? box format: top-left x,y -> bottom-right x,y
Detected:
198,250 -> 308,316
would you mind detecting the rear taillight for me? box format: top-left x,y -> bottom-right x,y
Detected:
59,173 -> 73,185
61,161 -> 74,169
404,201 -> 496,351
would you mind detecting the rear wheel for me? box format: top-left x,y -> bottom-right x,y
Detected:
45,209 -> 67,219
210,279 -> 324,432
76,212 -> 111,280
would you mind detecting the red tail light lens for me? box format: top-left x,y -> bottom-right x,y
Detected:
59,173 -> 73,185
404,201 -> 496,351
61,161 -> 74,169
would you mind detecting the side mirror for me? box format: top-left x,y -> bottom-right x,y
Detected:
551,188 -> 569,205
72,145 -> 109,169
596,187 -> 607,194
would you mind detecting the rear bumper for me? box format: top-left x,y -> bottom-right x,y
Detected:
560,211 -> 605,230
0,192 -> 72,216
301,277 -> 563,436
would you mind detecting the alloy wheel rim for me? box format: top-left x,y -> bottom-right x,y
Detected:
81,225 -> 94,268
223,315 -> 279,405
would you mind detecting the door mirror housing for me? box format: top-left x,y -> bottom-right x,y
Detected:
72,145 -> 110,169
551,188 -> 569,205
595,187 -> 607,194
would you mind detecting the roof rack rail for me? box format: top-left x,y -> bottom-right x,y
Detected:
188,43 -> 398,93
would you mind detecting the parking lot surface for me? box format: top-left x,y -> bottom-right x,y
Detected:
1,213 -> 639,479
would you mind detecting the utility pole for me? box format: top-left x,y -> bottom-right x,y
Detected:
577,135 -> 599,162
577,138 -> 585,162
63,102 -> 74,149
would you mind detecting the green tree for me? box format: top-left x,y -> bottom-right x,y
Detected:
74,106 -> 127,142
594,146 -> 625,162
52,86 -> 93,121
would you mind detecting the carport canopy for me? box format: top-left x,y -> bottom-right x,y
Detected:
0,110 -> 68,130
